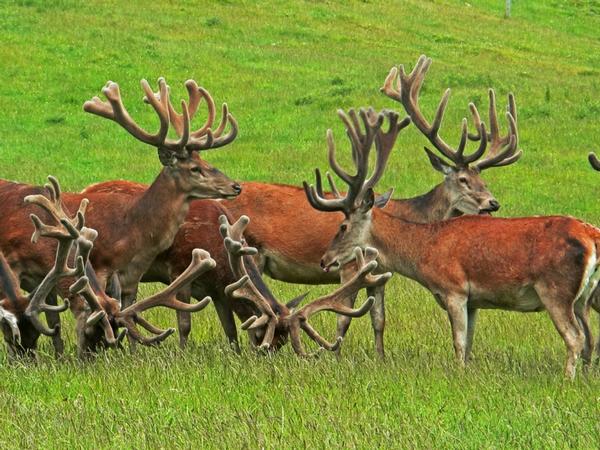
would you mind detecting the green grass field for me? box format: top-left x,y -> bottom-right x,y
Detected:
1,0 -> 600,448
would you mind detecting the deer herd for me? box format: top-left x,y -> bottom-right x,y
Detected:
0,55 -> 599,379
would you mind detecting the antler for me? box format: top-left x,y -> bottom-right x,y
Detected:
219,215 -> 278,349
467,89 -> 521,171
381,55 -> 521,170
303,108 -> 409,215
589,153 -> 600,171
84,78 -> 238,161
288,247 -> 392,355
22,176 -> 85,336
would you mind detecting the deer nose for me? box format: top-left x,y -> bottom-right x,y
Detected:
489,199 -> 500,211
232,183 -> 242,195
320,259 -> 326,269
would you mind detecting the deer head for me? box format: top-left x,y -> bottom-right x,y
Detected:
381,55 -> 521,217
303,108 -> 408,271
219,215 -> 392,356
83,78 -> 242,200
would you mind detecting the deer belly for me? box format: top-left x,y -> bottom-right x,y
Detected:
262,250 -> 339,285
468,285 -> 544,312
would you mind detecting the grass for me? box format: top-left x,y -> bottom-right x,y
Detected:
0,0 -> 600,448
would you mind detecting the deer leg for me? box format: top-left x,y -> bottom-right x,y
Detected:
213,298 -> 240,353
465,308 -> 478,362
574,301 -> 593,369
537,285 -> 584,379
176,287 -> 193,350
368,284 -> 386,358
45,292 -> 64,357
591,298 -> 600,364
445,294 -> 469,366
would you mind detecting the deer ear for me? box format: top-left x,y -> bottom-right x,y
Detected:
286,292 -> 309,310
374,188 -> 394,209
157,148 -> 177,167
360,188 -> 376,211
424,147 -> 453,175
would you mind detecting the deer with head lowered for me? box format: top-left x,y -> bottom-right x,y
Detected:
1,176 -> 216,357
307,106 -> 599,379
0,77 -> 240,354
223,55 -> 520,357
218,214 -> 391,355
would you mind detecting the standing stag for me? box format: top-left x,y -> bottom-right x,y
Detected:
307,107 -> 598,378
224,55 -> 521,356
0,77 -> 240,354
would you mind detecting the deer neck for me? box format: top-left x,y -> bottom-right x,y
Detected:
387,183 -> 451,223
368,209 -> 433,281
126,169 -> 191,264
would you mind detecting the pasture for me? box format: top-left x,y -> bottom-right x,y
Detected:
1,0 -> 599,447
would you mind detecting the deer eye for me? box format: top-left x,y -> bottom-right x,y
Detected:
459,177 -> 469,185
340,224 -> 347,233
191,167 -> 203,175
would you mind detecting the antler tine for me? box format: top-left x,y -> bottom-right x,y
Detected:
288,247 -> 391,354
0,306 -> 20,345
363,110 -> 410,193
84,78 -> 170,149
589,152 -> 600,171
219,215 -> 279,349
475,108 -> 520,171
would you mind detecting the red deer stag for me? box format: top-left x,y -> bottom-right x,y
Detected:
0,77 -> 239,354
224,55 -> 520,356
80,182 -> 273,350
219,214 -> 392,355
308,109 -> 598,379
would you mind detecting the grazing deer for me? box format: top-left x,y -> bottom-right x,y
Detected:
0,77 -> 240,354
219,214 -> 392,355
224,55 -> 521,356
307,107 -> 598,378
0,176 -> 216,357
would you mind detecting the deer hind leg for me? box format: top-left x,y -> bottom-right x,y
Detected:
368,284 -> 386,358
444,294 -> 469,366
213,298 -> 240,353
176,286 -> 193,349
574,300 -> 593,369
590,292 -> 600,363
45,292 -> 64,357
536,284 -> 584,379
465,308 -> 478,362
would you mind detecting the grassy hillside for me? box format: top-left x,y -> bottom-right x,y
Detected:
0,0 -> 599,448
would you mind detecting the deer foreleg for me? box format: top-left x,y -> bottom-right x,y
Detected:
445,294 -> 469,366
465,308 -> 478,362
